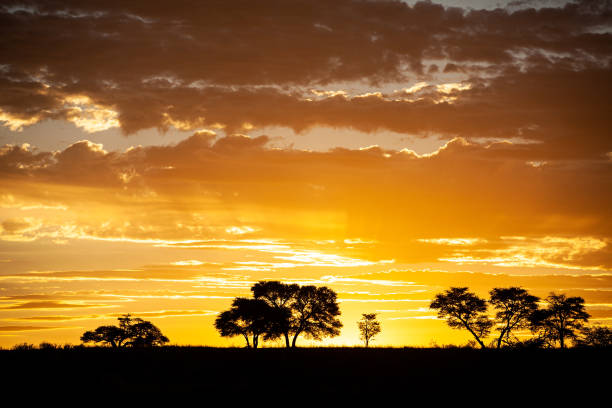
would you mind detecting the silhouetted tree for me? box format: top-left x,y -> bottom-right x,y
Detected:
358,313 -> 381,347
215,297 -> 284,348
430,287 -> 492,348
489,287 -> 539,348
289,285 -> 342,347
251,280 -> 299,347
529,293 -> 590,349
575,325 -> 612,348
81,325 -> 127,348
81,314 -> 169,348
127,319 -> 170,347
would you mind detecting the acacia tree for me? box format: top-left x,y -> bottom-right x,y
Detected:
81,314 -> 169,347
358,313 -> 381,347
429,287 -> 492,349
530,293 -> 590,349
80,325 -> 127,348
128,320 -> 170,347
489,287 -> 539,348
289,285 -> 342,347
216,281 -> 342,348
215,297 -> 285,348
251,280 -> 299,348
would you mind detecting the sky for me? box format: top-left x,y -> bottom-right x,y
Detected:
0,0 -> 611,348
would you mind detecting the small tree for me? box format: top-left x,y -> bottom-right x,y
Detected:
358,313 -> 381,347
81,314 -> 169,348
430,287 -> 492,349
489,287 -> 539,348
290,285 -> 342,347
530,293 -> 590,349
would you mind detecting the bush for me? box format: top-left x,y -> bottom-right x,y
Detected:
39,342 -> 60,350
12,343 -> 35,350
509,337 -> 548,349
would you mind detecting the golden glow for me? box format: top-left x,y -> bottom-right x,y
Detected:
403,82 -> 429,94
63,96 -> 120,132
436,82 -> 472,94
1,134 -> 611,346
438,236 -> 608,271
1,0 -> 611,348
0,111 -> 42,131
417,238 -> 485,246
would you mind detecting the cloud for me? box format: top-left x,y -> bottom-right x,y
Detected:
340,269 -> 612,293
0,325 -> 60,332
424,236 -> 610,271
0,0 -> 609,158
0,132 -> 610,269
0,301 -> 108,310
13,315 -> 100,321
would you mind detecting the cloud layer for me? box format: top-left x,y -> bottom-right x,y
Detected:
0,0 -> 610,161
0,132 -> 610,270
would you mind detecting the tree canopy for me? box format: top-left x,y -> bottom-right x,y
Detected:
530,293 -> 590,349
214,297 -> 288,348
251,280 -> 299,347
216,281 -> 342,348
290,285 -> 343,347
429,287 -> 492,348
80,325 -> 127,348
81,314 -> 169,348
429,286 -> 602,349
489,287 -> 539,349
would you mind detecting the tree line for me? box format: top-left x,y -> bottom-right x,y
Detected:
429,286 -> 608,349
36,281 -> 610,350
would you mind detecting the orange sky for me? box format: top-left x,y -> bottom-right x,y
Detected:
0,0 -> 611,348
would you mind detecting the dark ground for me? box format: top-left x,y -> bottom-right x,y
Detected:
1,347 -> 609,401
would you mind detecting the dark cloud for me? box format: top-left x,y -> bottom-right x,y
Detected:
0,0 -> 609,153
0,0 -> 610,272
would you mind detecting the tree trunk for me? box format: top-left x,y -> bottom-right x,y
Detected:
496,328 -> 507,349
284,332 -> 290,348
243,334 -> 250,348
253,335 -> 259,349
464,324 -> 487,349
559,319 -> 566,349
291,331 -> 301,348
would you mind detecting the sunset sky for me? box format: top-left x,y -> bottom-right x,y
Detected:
1,0 -> 611,348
